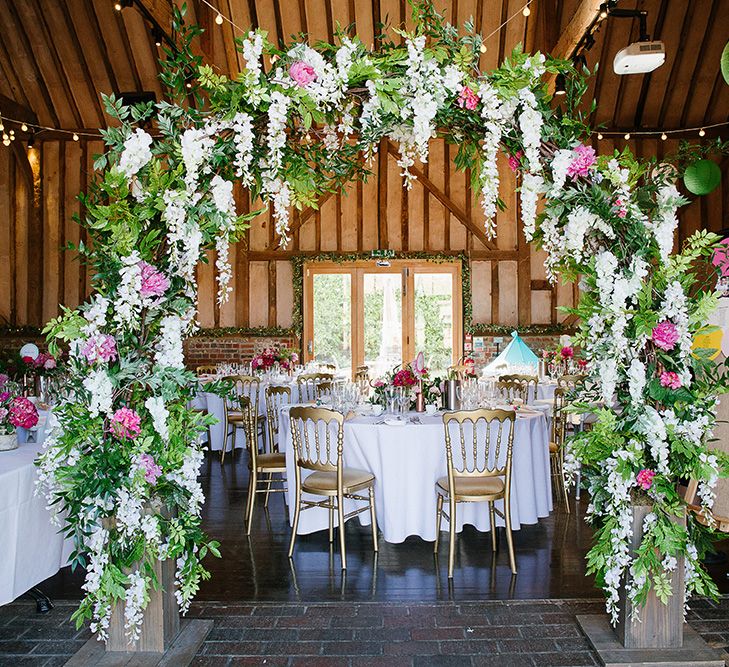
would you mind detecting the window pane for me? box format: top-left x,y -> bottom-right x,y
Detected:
363,273 -> 402,379
313,273 -> 352,376
414,273 -> 453,376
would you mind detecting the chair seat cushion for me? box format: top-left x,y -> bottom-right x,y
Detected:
303,468 -> 374,494
549,441 -> 559,454
256,452 -> 286,470
436,475 -> 505,499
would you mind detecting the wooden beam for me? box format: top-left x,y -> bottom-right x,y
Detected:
378,141 -> 388,249
385,140 -> 497,250
135,0 -> 174,35
10,142 -> 33,189
551,0 -> 602,59
0,94 -> 38,126
531,279 -> 552,291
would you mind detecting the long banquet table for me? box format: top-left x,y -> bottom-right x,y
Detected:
1,421 -> 73,605
280,408 -> 552,544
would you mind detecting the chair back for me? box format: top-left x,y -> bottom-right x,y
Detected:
496,379 -> 529,403
499,374 -> 538,402
318,362 -> 337,372
557,374 -> 586,388
289,406 -> 343,474
442,408 -> 516,490
315,381 -> 333,400
551,387 -> 568,446
355,366 -> 369,383
297,372 -> 334,402
265,384 -> 292,453
237,395 -> 258,467
224,374 -> 261,425
196,365 -> 217,376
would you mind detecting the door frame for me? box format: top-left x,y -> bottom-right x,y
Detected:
303,259 -> 463,376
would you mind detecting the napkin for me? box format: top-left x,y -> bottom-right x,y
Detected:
384,417 -> 407,426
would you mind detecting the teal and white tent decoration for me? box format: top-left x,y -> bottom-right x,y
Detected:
483,331 -> 539,374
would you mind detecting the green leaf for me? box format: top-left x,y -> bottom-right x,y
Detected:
684,159 -> 721,195
722,41 -> 729,85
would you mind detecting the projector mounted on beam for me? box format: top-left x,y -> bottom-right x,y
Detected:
604,6 -> 666,75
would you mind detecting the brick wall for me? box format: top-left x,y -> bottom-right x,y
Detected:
0,335 -> 47,355
183,335 -> 299,369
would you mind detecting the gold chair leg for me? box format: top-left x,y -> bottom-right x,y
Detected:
220,423 -> 229,464
504,497 -> 517,575
447,499 -> 456,579
246,470 -> 257,535
434,494 -> 444,553
328,500 -> 334,543
288,491 -> 301,559
559,458 -> 571,513
368,486 -> 379,553
245,466 -> 254,519
489,502 -> 497,551
337,492 -> 347,571
264,472 -> 273,509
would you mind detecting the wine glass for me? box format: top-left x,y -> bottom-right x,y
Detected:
397,387 -> 409,415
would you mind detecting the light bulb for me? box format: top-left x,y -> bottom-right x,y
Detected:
114,1 -> 122,10
2,139 -> 9,147
21,123 -> 27,132
2,133 -> 8,141
0,123 -> 4,132
522,5 -> 531,16
215,13 -> 223,25
73,133 -> 79,141
699,128 -> 705,137
480,43 -> 487,53
624,132 -> 630,140
186,82 -> 192,89
661,132 -> 667,141
597,133 -> 603,140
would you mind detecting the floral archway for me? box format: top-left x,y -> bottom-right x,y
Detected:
36,0 -> 726,640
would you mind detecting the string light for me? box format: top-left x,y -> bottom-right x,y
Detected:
624,132 -> 631,140
20,123 -> 27,132
597,132 -> 603,140
114,1 -> 122,10
592,120 -> 729,140
522,5 -> 531,16
72,133 -> 79,141
661,132 -> 667,140
215,13 -> 224,25
699,128 -> 706,137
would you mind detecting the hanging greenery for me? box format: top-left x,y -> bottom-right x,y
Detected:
33,0 -> 728,643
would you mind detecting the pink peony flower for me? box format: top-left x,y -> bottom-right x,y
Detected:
560,346 -> 574,359
393,369 -> 417,387
457,85 -> 479,110
614,198 -> 627,219
652,321 -> 679,351
372,379 -> 386,388
8,397 -> 38,429
566,144 -> 597,179
659,371 -> 682,389
577,359 -> 588,369
290,352 -> 299,364
636,468 -> 656,491
81,334 -> 118,365
508,150 -> 524,172
110,407 -> 141,440
712,238 -> 729,278
0,391 -> 9,402
289,61 -> 317,87
138,452 -> 162,485
44,356 -> 56,370
139,261 -> 170,299
0,407 -> 7,422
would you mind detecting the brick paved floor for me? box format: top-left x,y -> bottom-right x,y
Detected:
1,597 -> 728,667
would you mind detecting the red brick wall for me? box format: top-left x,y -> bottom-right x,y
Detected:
183,335 -> 299,369
0,335 -> 47,355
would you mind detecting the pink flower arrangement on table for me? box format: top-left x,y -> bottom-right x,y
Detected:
110,407 -> 141,440
652,320 -> 679,351
289,61 -> 317,86
457,86 -> 479,110
251,347 -> 299,372
566,144 -> 597,179
0,390 -> 39,433
659,371 -> 682,389
139,260 -> 170,300
636,469 -> 656,491
392,368 -> 418,387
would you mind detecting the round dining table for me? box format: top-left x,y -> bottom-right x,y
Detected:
279,407 -> 553,544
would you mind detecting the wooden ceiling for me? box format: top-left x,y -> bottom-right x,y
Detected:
0,0 -> 726,136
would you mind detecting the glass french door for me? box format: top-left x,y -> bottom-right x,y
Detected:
304,260 -> 462,378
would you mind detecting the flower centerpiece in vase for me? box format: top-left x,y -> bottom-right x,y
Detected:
0,377 -> 39,451
251,346 -> 299,374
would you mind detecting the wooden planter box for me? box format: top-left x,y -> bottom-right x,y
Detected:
616,504 -> 685,650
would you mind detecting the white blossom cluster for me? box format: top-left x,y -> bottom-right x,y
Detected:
478,80 -> 503,239
650,184 -> 681,261
210,175 -> 237,304
163,189 -> 202,295
180,127 -> 216,193
232,112 -> 255,187
155,313 -> 186,369
167,446 -> 206,516
145,395 -> 169,441
123,570 -> 148,641
517,85 -> 544,240
83,368 -> 114,417
114,252 -> 143,328
118,129 -> 153,180
241,31 -> 264,79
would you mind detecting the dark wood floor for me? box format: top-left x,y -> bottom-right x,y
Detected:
41,449 -> 729,604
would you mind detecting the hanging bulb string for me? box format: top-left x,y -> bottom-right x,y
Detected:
592,120 -> 728,139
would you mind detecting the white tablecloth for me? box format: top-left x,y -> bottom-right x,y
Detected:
281,409 -> 552,543
0,432 -> 73,605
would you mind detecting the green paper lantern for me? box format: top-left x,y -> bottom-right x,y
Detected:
722,40 -> 729,85
684,159 -> 721,196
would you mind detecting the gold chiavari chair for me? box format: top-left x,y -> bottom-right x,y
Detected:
315,381 -> 333,400
355,366 -> 369,383
288,406 -> 378,570
550,387 -> 571,512
496,379 -> 529,404
196,365 -> 218,376
297,372 -> 334,403
499,374 -> 538,403
557,374 -> 587,389
434,408 -> 517,578
265,385 -> 292,453
239,396 -> 287,535
222,375 -> 263,464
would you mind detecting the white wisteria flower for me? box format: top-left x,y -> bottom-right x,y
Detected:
118,128 -> 153,180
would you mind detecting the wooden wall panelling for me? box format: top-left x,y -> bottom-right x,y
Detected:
63,140 -> 82,311
248,260 -> 268,326
196,251 -> 216,328
13,156 -> 29,325
340,182 -> 358,251
498,260 -> 517,326
471,260 -> 492,325
448,147 -> 468,251
41,142 -> 60,324
427,139 -> 446,251
386,148 -> 403,250
0,147 -> 11,323
275,260 -> 294,329
320,195 -> 338,252
407,177 -> 424,251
